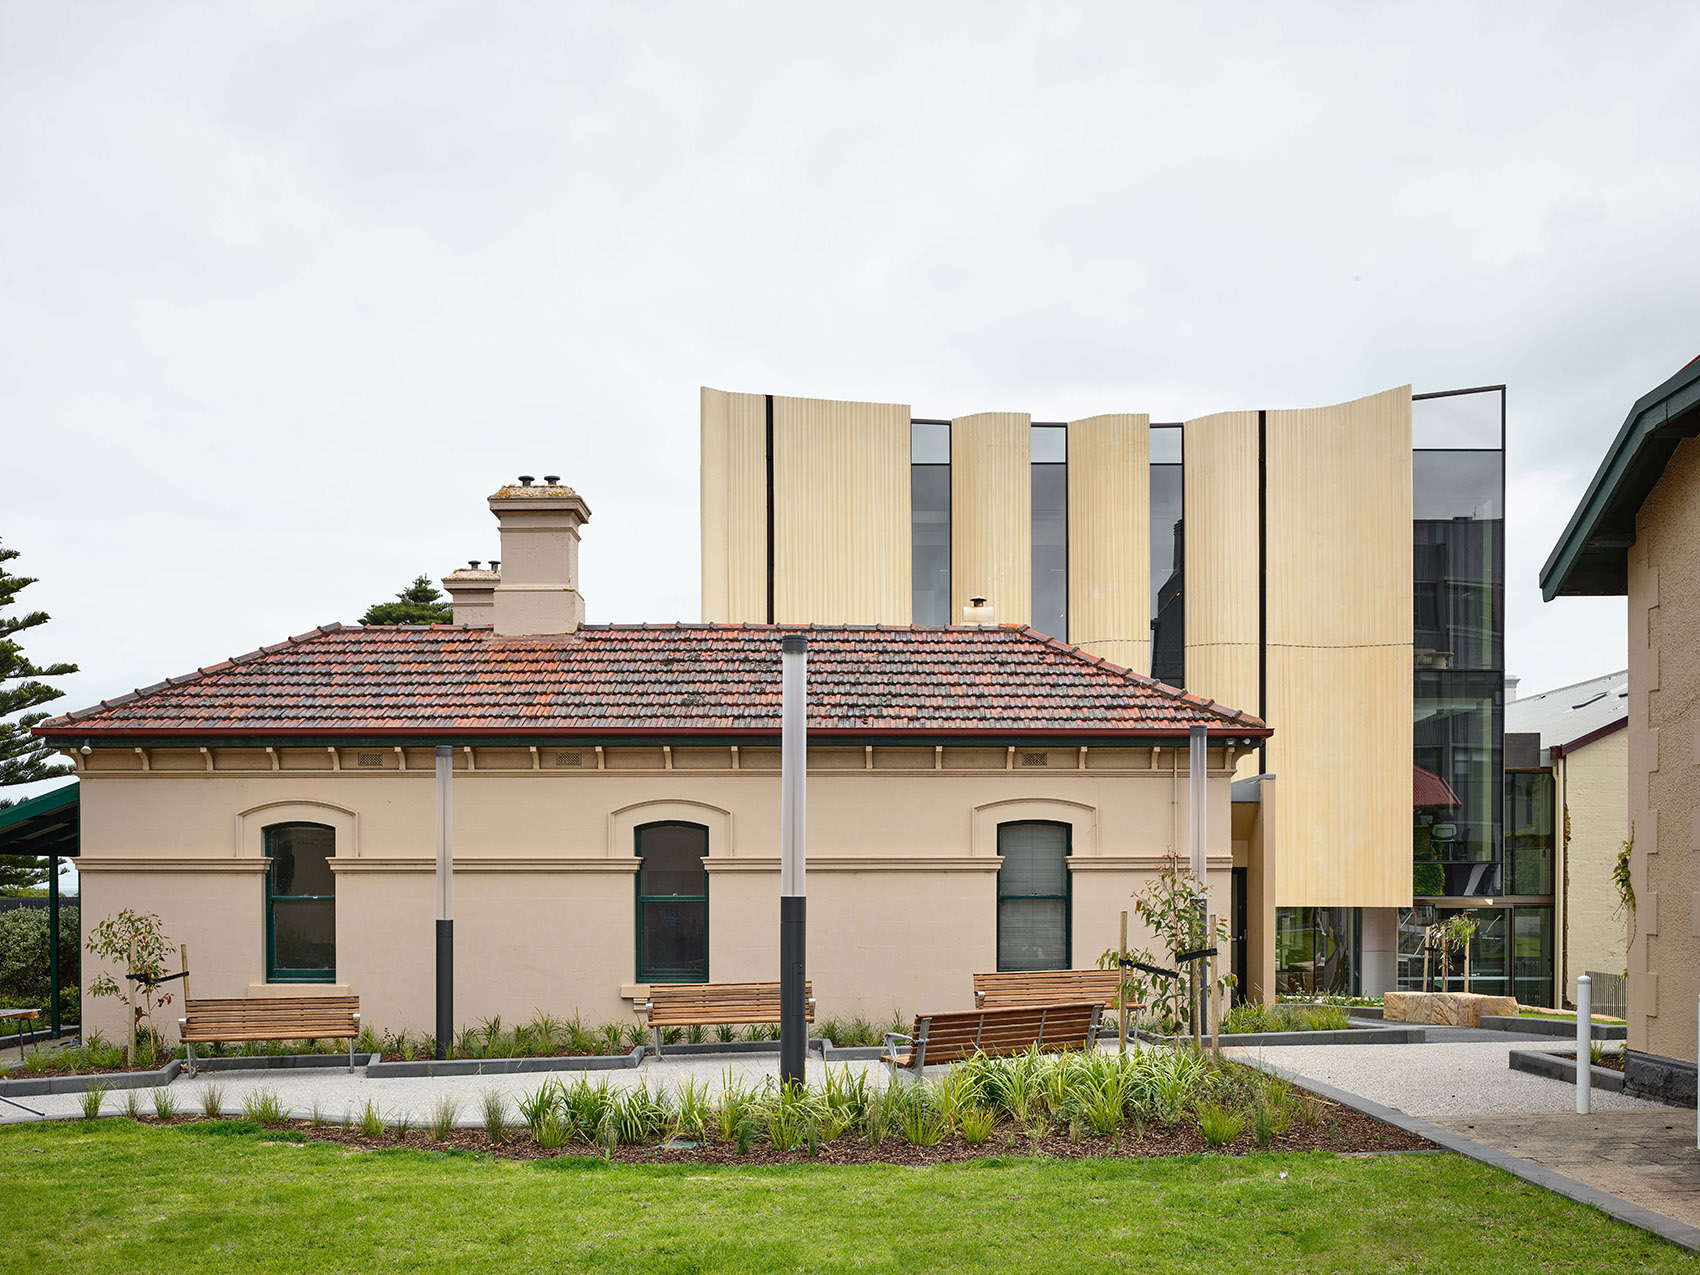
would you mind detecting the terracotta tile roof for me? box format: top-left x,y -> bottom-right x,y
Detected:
35,623 -> 1270,740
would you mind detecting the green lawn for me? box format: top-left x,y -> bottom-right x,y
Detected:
2,1119 -> 1687,1273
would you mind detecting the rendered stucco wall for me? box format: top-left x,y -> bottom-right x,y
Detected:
1626,435 -> 1700,1064
1558,731 -> 1629,993
71,744 -> 1246,1039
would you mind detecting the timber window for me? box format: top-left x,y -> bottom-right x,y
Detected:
636,822 -> 709,982
263,823 -> 336,983
996,821 -> 1071,971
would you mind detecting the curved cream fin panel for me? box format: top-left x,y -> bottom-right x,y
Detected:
1183,411 -> 1260,717
1265,386 -> 1414,908
951,413 -> 1031,626
699,387 -> 769,623
772,394 -> 912,624
1067,414 -> 1150,670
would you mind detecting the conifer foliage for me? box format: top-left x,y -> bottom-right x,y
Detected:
0,539 -> 78,892
360,574 -> 453,625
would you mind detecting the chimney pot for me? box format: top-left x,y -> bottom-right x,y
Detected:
489,560 -> 500,571
544,474 -> 560,485
518,475 -> 535,487
468,561 -> 481,570
971,596 -> 987,607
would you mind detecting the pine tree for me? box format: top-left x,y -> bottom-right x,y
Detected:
360,574 -> 453,625
0,539 -> 78,892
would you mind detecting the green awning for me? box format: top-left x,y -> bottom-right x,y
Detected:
0,782 -> 79,859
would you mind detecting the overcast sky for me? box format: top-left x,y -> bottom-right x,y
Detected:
6,2 -> 1700,807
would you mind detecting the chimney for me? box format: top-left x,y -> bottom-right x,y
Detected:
487,476 -> 592,635
442,561 -> 499,626
1504,673 -> 1520,702
962,596 -> 994,625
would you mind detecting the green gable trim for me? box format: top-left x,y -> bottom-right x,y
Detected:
1541,356 -> 1700,600
0,781 -> 79,858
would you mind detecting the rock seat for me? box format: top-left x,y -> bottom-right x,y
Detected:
1382,991 -> 1518,1027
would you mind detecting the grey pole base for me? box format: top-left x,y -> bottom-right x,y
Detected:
780,895 -> 806,1087
435,918 -> 453,1061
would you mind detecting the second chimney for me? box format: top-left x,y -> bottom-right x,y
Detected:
488,477 -> 592,635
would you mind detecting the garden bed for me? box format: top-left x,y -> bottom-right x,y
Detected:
124,1094 -> 1436,1163
1483,1014 -> 1627,1039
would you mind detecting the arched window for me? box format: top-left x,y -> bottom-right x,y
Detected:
636,822 -> 708,982
263,823 -> 336,983
997,821 -> 1071,971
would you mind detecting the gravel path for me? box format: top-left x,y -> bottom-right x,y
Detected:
1222,1035 -> 1655,1118
6,1052 -> 898,1125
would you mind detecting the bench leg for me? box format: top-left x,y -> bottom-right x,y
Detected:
186,1041 -> 196,1079
652,1024 -> 661,1059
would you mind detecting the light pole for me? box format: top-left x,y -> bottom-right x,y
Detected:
435,745 -> 454,1060
1189,723 -> 1208,1047
779,634 -> 808,1087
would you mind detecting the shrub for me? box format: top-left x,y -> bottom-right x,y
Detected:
0,905 -> 79,1008
242,1089 -> 287,1127
1197,1101 -> 1246,1147
356,1099 -> 385,1138
198,1084 -> 225,1118
430,1094 -> 460,1141
151,1087 -> 178,1118
959,1106 -> 995,1145
481,1092 -> 511,1145
79,1083 -> 108,1119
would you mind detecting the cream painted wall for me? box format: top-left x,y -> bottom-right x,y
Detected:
71,744 -> 1246,1038
1627,436 -> 1700,1063
1557,730 -> 1629,994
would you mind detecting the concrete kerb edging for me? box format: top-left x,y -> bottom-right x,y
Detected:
647,1039 -> 827,1059
368,1046 -> 646,1078
1509,1048 -> 1626,1092
1483,1015 -> 1628,1040
1139,1023 -> 1425,1048
1239,1054 -> 1700,1253
0,1058 -> 182,1098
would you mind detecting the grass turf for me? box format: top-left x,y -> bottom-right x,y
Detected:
2,1118 -> 1687,1272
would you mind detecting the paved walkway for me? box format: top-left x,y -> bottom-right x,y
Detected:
1228,1029 -> 1700,1248
1438,1110 -> 1700,1230
7,1052 -> 898,1124
1223,1033 -> 1652,1118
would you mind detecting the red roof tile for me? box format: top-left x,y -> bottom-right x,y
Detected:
35,623 -> 1270,740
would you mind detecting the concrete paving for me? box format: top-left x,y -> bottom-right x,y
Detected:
8,1051 -> 899,1124
1222,1035 -> 1653,1118
1437,1110 -> 1700,1231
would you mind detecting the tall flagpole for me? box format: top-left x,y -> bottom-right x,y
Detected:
779,634 -> 808,1087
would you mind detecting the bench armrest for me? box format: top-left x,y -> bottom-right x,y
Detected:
882,1031 -> 912,1063
974,990 -> 986,1007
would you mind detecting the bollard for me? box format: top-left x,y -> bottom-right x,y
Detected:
1576,973 -> 1591,1115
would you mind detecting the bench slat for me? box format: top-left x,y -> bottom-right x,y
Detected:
893,1003 -> 1100,1069
180,995 -> 359,1043
646,981 -> 815,1027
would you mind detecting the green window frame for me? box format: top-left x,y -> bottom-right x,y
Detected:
635,821 -> 709,984
996,820 -> 1072,972
263,822 -> 336,984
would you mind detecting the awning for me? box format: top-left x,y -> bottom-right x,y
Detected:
0,782 -> 79,859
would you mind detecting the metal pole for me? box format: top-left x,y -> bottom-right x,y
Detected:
48,855 -> 60,1040
435,745 -> 454,1061
1189,723 -> 1207,1051
779,634 -> 808,1088
1118,910 -> 1129,1056
1576,973 -> 1591,1115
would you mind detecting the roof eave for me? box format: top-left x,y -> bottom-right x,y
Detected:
1541,358 -> 1700,600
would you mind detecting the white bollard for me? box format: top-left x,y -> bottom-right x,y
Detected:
1576,973 -> 1591,1115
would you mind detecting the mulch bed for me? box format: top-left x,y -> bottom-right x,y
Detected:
138,1091 -> 1436,1164
1559,1051 -> 1625,1073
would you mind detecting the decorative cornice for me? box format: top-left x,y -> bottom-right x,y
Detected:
704,855 -> 1004,873
329,857 -> 640,874
75,857 -> 272,874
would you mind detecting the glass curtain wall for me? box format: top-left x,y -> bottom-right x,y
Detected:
1411,390 -> 1505,901
1275,907 -> 1360,996
1031,425 -> 1068,639
911,422 -> 951,625
1150,426 -> 1184,686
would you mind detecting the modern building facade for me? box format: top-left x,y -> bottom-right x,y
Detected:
41,478 -> 1272,1040
1501,671 -> 1629,1011
702,383 -> 1520,998
1543,353 -> 1700,1102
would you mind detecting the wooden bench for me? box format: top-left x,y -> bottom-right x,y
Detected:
1,1007 -> 41,1054
883,1002 -> 1102,1077
178,996 -> 361,1076
973,969 -> 1138,1013
642,981 -> 814,1057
